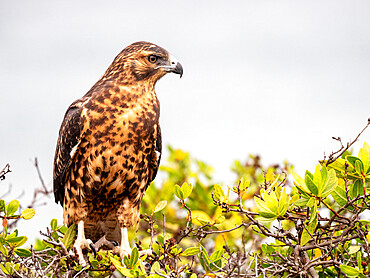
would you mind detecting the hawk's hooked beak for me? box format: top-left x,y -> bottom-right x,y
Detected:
169,54 -> 183,78
156,54 -> 183,78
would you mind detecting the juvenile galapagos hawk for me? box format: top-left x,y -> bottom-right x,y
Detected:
53,41 -> 183,265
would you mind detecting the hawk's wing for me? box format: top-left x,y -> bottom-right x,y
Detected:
149,124 -> 162,183
53,100 -> 84,204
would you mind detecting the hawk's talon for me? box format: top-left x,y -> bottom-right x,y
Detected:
90,242 -> 97,257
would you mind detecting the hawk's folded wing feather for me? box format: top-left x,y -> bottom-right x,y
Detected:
149,125 -> 162,183
53,101 -> 84,204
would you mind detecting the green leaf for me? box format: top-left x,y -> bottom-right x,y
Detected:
313,164 -> 322,190
0,243 -> 8,256
210,248 -> 224,261
14,248 -> 32,257
198,244 -> 211,272
123,255 -> 130,268
355,160 -> 364,175
301,214 -> 317,246
332,183 -> 348,206
59,225 -> 68,234
277,188 -> 289,216
153,200 -> 167,214
129,247 -> 139,268
61,223 -> 76,249
5,200 -> 19,216
254,197 -> 277,218
305,174 -> 318,196
50,219 -> 58,231
34,239 -> 46,251
294,197 -> 310,207
110,255 -> 134,277
213,184 -> 225,202
359,142 -> 370,172
309,204 -> 317,225
181,182 -> 193,199
321,169 -> 338,198
0,200 -> 5,212
182,247 -> 200,256
306,197 -> 315,208
292,172 -> 310,193
0,262 -> 13,275
6,236 -> 27,248
261,190 -> 279,213
174,184 -> 184,200
239,177 -> 250,191
21,208 -> 35,220
340,264 -> 360,277
347,155 -> 362,168
357,251 -> 362,272
320,165 -> 328,188
350,180 -> 363,200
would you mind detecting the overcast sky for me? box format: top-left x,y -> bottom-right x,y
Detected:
1,1 -> 369,239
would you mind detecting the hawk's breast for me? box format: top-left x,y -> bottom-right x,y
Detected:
68,86 -> 159,212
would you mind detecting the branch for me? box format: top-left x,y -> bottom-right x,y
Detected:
326,118 -> 370,166
0,163 -> 11,181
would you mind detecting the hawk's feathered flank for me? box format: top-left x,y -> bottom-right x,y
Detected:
53,41 -> 183,264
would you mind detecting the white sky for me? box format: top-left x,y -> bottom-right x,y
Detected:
1,0 -> 369,239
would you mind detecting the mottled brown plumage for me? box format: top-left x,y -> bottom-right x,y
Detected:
53,41 -> 182,264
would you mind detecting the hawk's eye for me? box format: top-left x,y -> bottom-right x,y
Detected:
148,55 -> 158,63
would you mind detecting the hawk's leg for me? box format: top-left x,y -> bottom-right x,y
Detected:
114,227 -> 152,260
73,220 -> 93,266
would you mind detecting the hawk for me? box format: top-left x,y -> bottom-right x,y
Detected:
53,41 -> 183,265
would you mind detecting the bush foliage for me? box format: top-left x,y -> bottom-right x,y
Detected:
0,128 -> 370,277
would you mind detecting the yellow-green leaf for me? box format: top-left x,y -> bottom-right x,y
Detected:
321,169 -> 338,198
254,197 -> 276,218
301,214 -> 317,246
277,188 -> 289,216
0,243 -> 8,256
313,164 -> 322,190
129,247 -> 139,268
305,174 -> 318,196
174,184 -> 184,200
332,183 -> 348,206
153,200 -> 167,214
110,256 -> 134,277
261,190 -> 279,213
6,236 -> 27,248
5,200 -> 19,216
14,248 -> 32,257
340,265 -> 360,277
21,208 -> 35,220
182,247 -> 200,256
61,223 -> 76,249
292,171 -> 309,193
181,182 -> 193,199
214,184 -> 225,202
50,219 -> 58,231
359,142 -> 370,172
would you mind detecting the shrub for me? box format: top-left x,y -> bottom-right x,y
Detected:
0,121 -> 369,277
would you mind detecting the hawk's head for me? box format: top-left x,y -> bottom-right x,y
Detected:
103,41 -> 183,85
